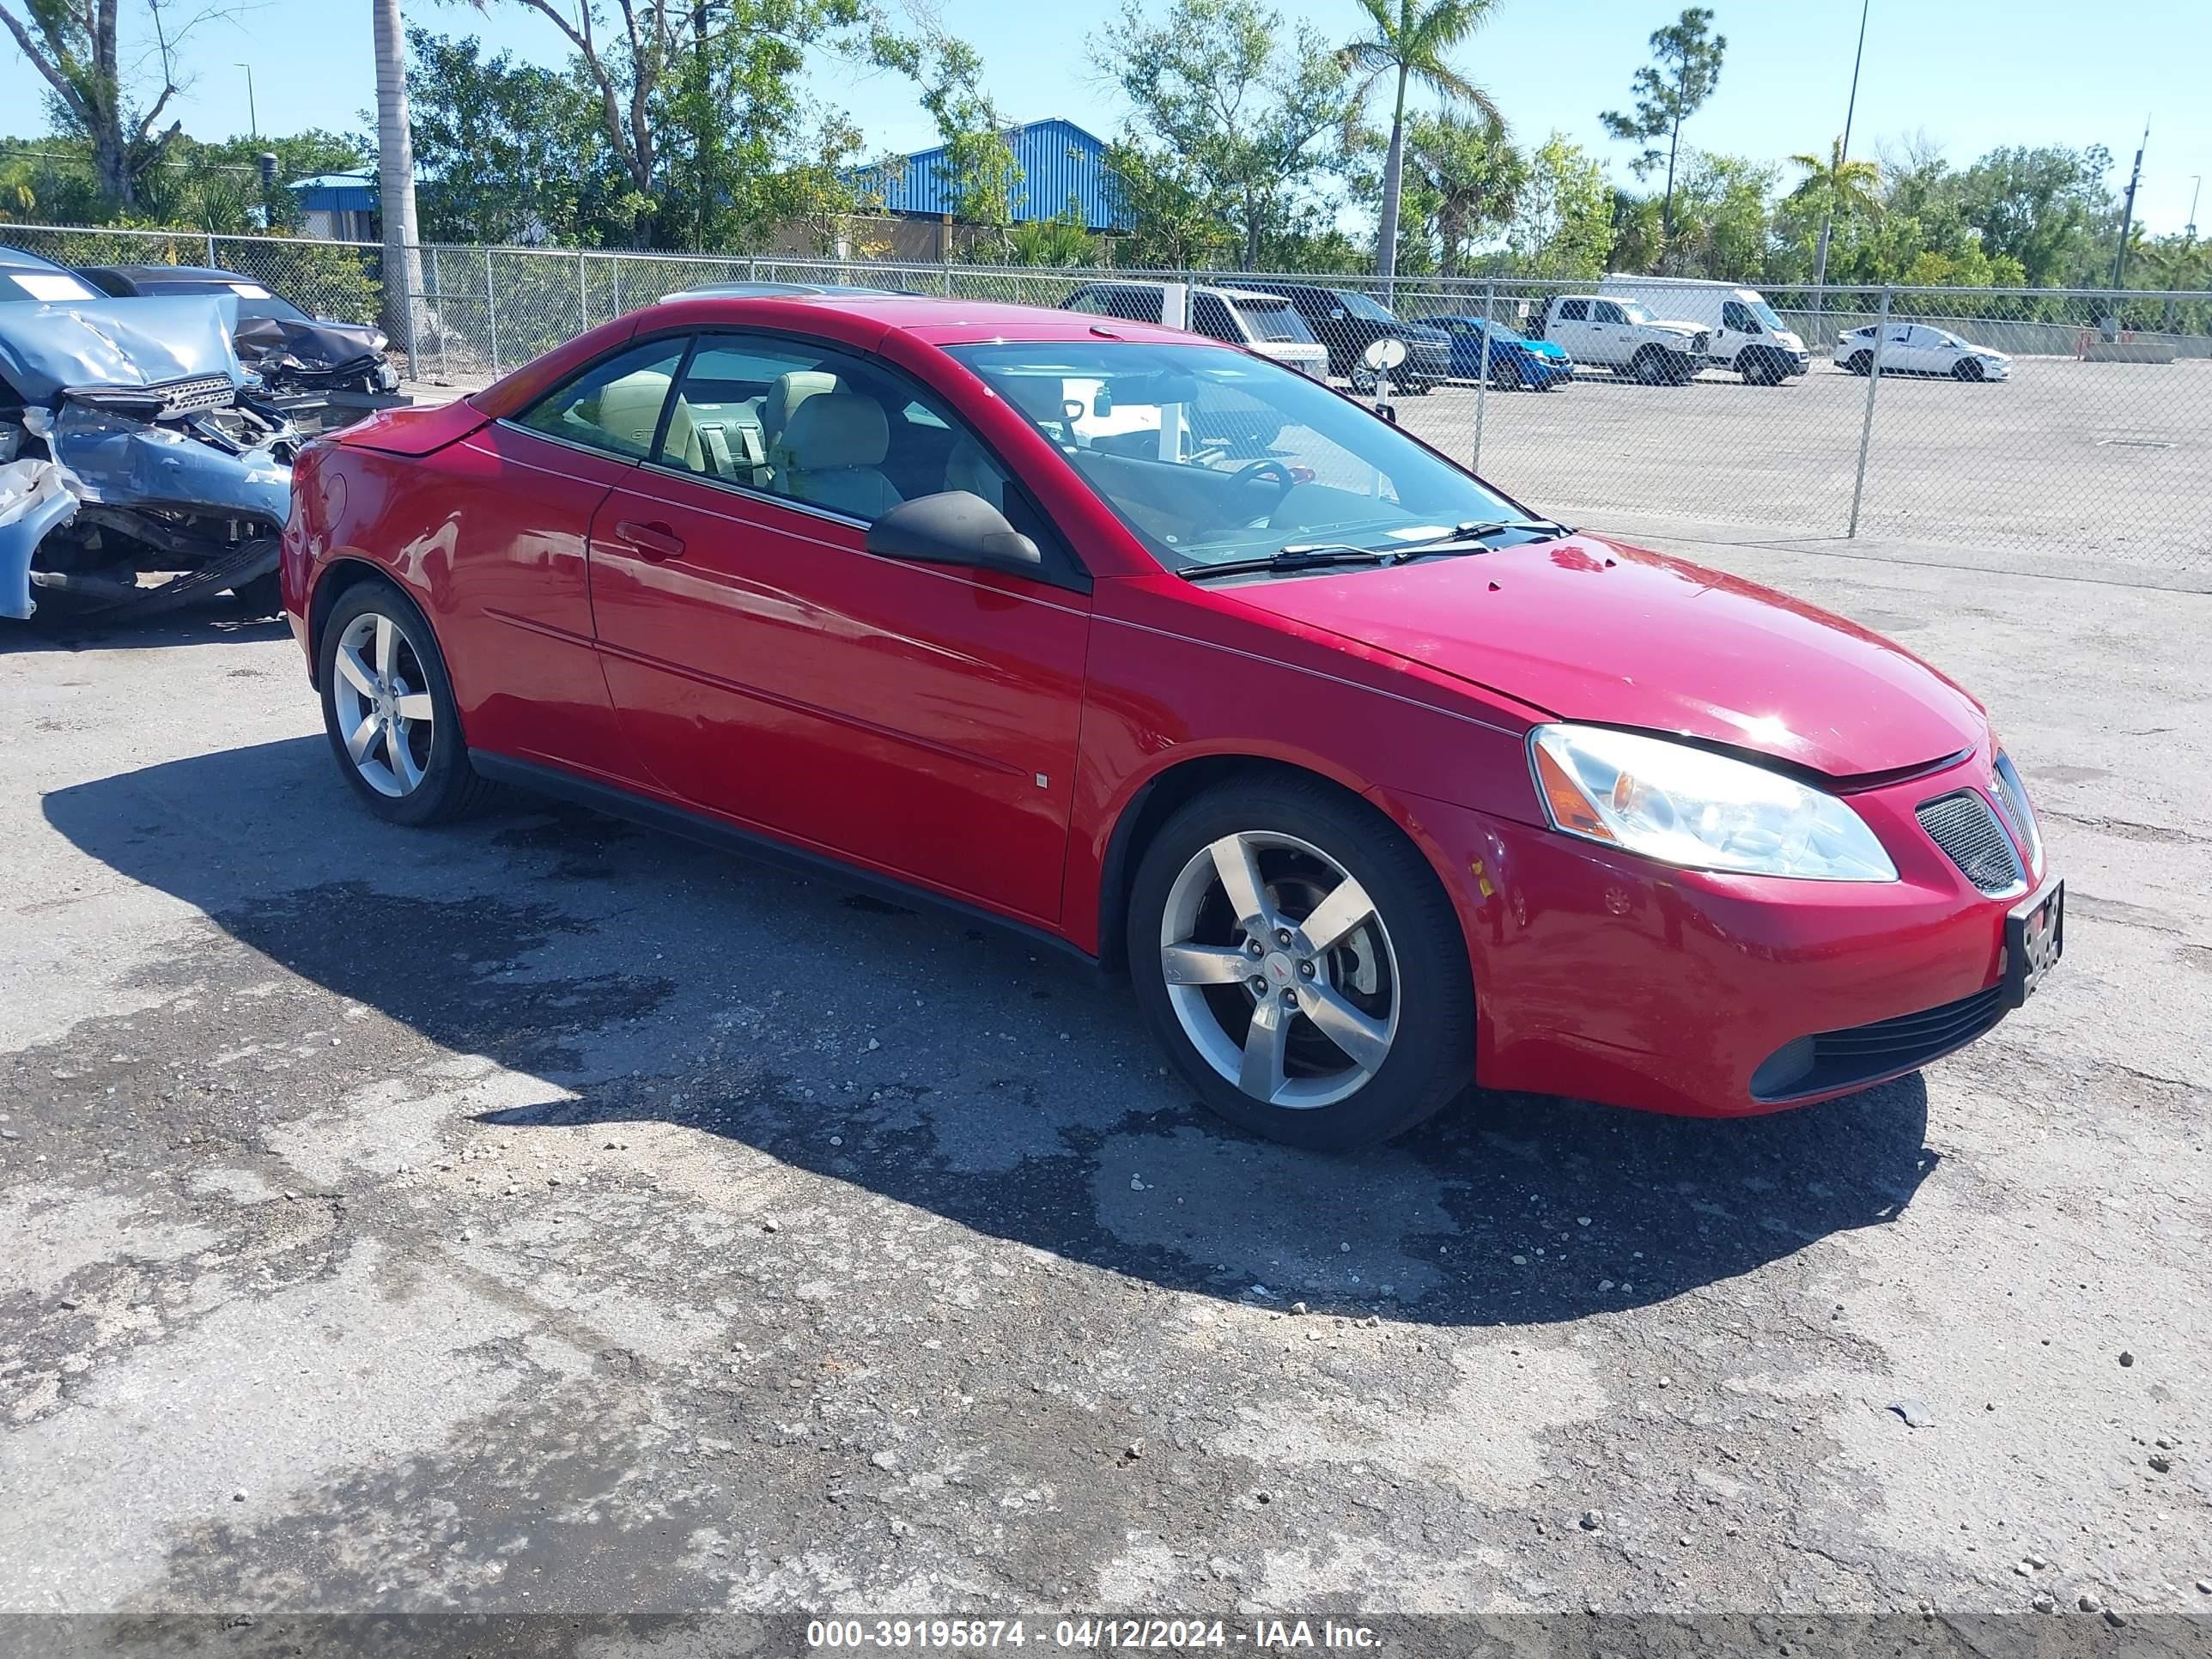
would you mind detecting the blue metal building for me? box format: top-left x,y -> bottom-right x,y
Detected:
854,118 -> 1130,232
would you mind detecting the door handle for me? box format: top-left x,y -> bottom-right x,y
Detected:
615,519 -> 684,562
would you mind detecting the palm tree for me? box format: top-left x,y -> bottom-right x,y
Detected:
1787,135 -> 1880,295
1406,108 -> 1516,279
372,0 -> 426,361
1340,0 -> 1502,283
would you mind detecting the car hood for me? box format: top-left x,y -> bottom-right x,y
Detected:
1221,534 -> 1984,778
234,313 -> 385,369
0,295 -> 245,403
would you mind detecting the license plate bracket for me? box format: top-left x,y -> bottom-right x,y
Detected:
2002,878 -> 2064,1009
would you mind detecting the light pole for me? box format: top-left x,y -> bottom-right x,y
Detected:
237,64 -> 257,140
2188,175 -> 2201,241
1810,0 -> 1870,334
2111,118 -> 2148,291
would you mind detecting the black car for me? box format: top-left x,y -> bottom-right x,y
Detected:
1228,281 -> 1452,392
76,264 -> 399,398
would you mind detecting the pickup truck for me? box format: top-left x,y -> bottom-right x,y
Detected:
1528,295 -> 1709,384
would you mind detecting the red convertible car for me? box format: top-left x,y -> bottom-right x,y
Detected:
280,286 -> 2061,1149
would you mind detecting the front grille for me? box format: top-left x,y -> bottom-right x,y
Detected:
1750,985 -> 2006,1101
1917,789 -> 2025,894
154,374 -> 234,415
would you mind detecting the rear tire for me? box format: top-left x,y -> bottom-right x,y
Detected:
318,580 -> 497,826
1127,776 -> 1474,1151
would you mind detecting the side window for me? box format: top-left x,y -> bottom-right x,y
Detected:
1593,301 -> 1626,325
1722,300 -> 1759,332
1559,298 -> 1589,322
644,329 -> 1041,550
1109,287 -> 1154,321
1190,293 -> 1240,343
1066,288 -> 1107,317
514,337 -> 690,459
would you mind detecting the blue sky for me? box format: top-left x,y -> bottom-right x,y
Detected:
3,0 -> 2205,234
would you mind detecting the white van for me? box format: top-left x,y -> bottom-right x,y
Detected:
1598,276 -> 1812,386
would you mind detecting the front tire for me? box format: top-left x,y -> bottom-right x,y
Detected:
1488,356 -> 1521,391
1953,356 -> 1984,381
318,580 -> 495,825
1845,350 -> 1872,375
1127,777 -> 1475,1151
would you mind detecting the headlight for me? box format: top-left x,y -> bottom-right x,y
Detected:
1528,724 -> 1899,881
1990,750 -> 2042,871
368,331 -> 389,352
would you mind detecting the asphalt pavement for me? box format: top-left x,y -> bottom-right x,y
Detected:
1,527 -> 2207,1656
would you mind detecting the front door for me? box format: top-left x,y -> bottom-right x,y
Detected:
584,330 -> 1091,926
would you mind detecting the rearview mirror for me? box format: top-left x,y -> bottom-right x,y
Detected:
865,491 -> 1042,574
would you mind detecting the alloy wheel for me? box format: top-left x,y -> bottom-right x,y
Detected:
1158,831 -> 1400,1109
331,610 -> 436,798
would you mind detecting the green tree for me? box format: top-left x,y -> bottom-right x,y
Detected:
1600,6 -> 1726,243
1099,140 -> 1237,268
1786,134 -> 1878,291
1952,144 -> 2116,288
1404,107 -> 1520,277
912,33 -> 1022,258
1337,0 -> 1500,282
407,29 -> 610,245
492,0 -> 917,248
1093,0 -> 1349,270
1505,131 -> 1612,277
1665,149 -> 1774,279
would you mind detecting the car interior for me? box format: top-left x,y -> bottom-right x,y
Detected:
519,335 -> 1016,523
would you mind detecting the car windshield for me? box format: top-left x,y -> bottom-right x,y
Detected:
0,265 -> 99,303
947,341 -> 1531,574
1749,297 -> 1786,331
1616,300 -> 1656,323
1474,319 -> 1526,343
1334,289 -> 1400,324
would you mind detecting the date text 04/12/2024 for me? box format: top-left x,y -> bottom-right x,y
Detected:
805,1618 -> 1382,1650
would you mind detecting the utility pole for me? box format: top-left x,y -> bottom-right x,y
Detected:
236,64 -> 258,139
2111,118 -> 2148,290
1810,0 -> 1869,333
2188,175 -> 2201,241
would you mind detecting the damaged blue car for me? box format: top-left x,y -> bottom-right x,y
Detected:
2,243 -> 295,621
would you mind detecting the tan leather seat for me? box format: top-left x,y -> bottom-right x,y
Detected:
599,368 -> 702,471
945,439 -> 1006,509
777,393 -> 902,519
762,371 -> 838,475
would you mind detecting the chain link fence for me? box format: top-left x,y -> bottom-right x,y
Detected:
7,223 -> 2209,574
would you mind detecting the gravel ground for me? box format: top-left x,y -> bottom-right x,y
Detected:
1,530 -> 2208,1657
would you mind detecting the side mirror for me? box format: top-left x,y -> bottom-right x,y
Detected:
865,490 -> 1042,574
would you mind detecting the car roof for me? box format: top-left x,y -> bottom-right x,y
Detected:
660,291 -> 1231,349
82,264 -> 258,285
654,280 -> 917,301
0,243 -> 76,275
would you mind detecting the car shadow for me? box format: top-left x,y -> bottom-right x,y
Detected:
43,736 -> 1941,1329
3,594 -> 288,656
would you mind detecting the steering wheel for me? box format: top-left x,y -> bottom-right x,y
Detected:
1231,459 -> 1298,496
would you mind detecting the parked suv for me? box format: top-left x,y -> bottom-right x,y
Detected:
1060,282 -> 1328,380
1529,295 -> 1709,384
1229,281 -> 1451,392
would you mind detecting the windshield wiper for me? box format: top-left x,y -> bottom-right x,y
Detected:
1177,544 -> 1395,580
1386,517 -> 1573,556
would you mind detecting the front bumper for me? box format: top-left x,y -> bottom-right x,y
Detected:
1382,752 -> 2051,1116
